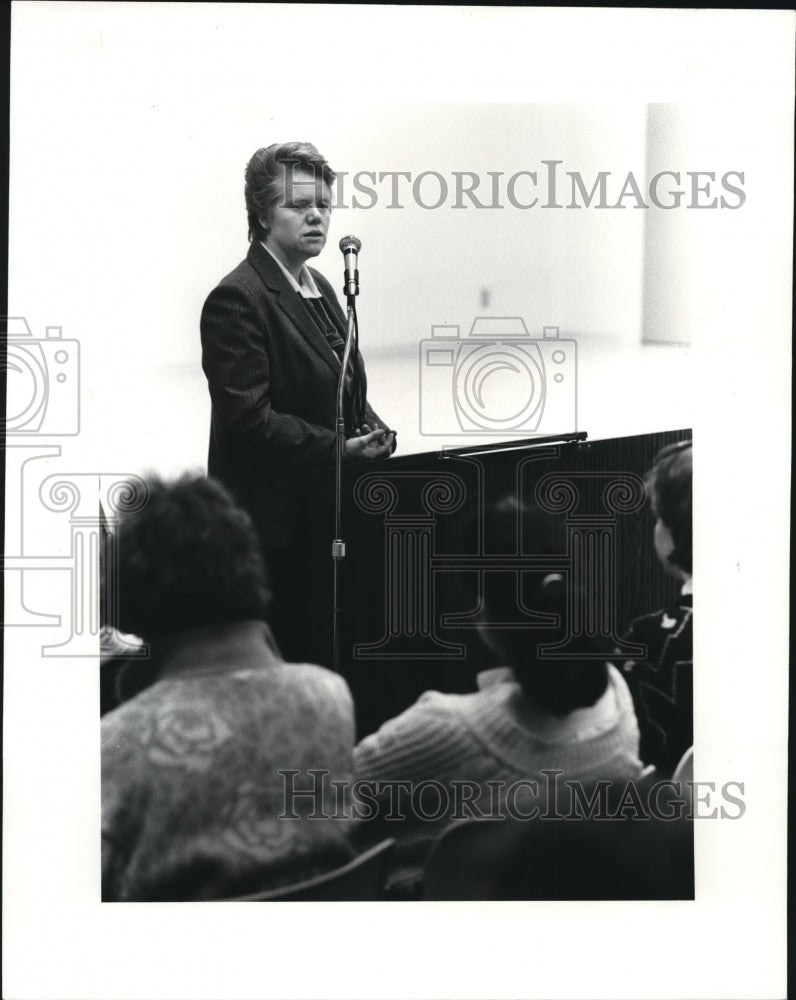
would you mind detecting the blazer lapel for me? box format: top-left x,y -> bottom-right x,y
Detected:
247,242 -> 341,377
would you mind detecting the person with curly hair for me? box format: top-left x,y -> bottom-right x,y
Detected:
101,474 -> 357,901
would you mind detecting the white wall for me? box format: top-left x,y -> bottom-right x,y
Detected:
8,4 -> 655,471
10,19 -> 649,368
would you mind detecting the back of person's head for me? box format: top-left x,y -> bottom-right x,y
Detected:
646,440 -> 692,575
476,498 -> 609,716
244,141 -> 335,243
116,474 -> 270,641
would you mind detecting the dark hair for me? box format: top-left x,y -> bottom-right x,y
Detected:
475,498 -> 609,716
244,142 -> 336,243
646,441 -> 692,573
115,474 -> 270,641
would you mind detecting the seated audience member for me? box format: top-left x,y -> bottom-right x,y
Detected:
617,441 -> 693,777
101,474 -> 357,902
354,500 -> 643,851
99,508 -> 150,716
99,625 -> 148,716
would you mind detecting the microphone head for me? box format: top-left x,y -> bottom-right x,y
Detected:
339,235 -> 362,254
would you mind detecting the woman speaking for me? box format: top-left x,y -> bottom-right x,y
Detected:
201,141 -> 395,664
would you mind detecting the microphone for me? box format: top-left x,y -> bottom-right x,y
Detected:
339,235 -> 361,298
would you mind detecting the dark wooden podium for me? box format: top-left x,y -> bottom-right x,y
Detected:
301,428 -> 690,739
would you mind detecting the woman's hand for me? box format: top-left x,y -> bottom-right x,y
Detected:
345,424 -> 396,461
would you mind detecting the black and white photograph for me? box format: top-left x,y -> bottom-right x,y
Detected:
3,5 -> 792,999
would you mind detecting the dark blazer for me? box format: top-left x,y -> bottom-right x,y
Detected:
200,241 -> 389,546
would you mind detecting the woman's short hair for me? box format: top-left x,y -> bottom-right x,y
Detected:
115,474 -> 270,641
646,441 -> 692,574
244,141 -> 336,243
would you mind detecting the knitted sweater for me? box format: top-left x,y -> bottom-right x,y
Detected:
354,664 -> 642,825
102,620 -> 356,901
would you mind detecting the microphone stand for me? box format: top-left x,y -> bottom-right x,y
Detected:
332,294 -> 357,674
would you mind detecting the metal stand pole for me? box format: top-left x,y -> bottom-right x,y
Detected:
332,299 -> 357,673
